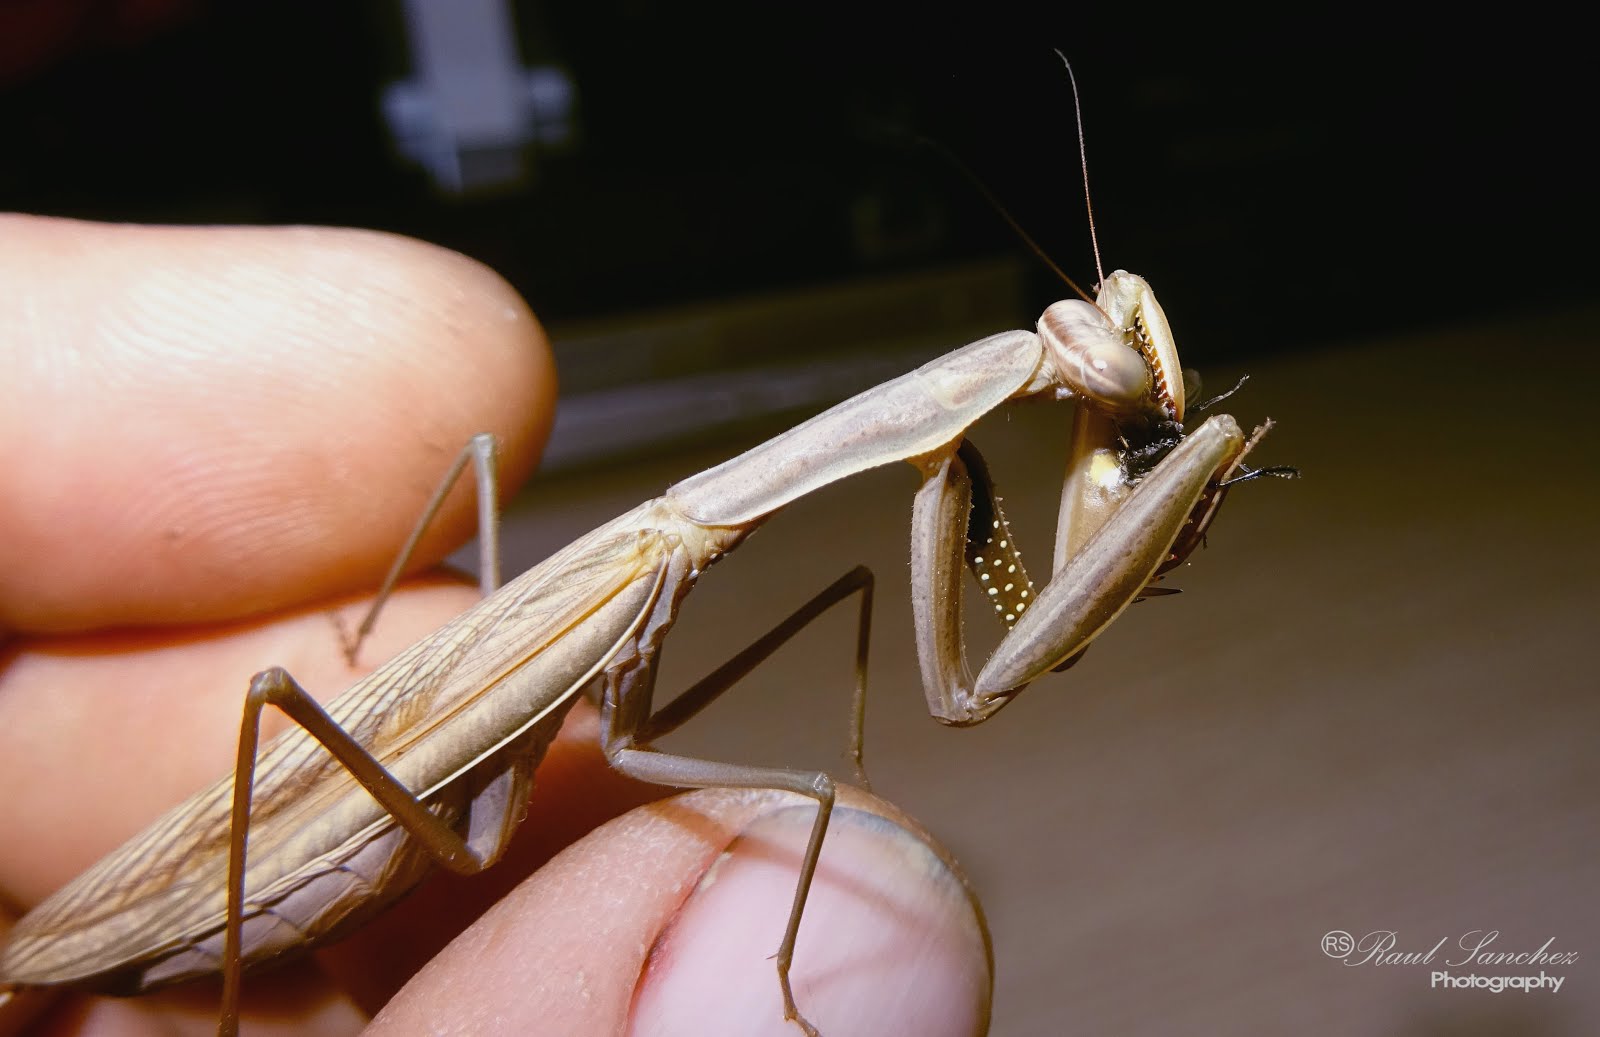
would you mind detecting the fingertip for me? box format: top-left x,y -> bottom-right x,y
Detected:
0,216 -> 555,632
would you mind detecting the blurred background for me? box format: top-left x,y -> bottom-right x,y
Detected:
4,4 -> 1595,1035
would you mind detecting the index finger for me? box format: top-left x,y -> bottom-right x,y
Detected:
0,215 -> 555,634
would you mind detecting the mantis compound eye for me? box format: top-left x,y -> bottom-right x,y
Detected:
1037,298 -> 1152,412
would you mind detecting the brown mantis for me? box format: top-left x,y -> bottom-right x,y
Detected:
0,260 -> 1280,1035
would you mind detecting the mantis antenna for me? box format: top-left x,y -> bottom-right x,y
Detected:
1054,49 -> 1105,290
914,51 -> 1113,316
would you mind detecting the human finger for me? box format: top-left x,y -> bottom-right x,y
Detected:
370,786 -> 993,1036
0,214 -> 554,633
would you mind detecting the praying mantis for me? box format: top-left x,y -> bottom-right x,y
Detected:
0,263 -> 1281,1036
0,67 -> 1290,1037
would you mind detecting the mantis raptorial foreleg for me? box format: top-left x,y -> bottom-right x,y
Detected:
913,414 -> 1248,726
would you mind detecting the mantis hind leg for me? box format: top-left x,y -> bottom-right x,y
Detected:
218,667 -> 503,1037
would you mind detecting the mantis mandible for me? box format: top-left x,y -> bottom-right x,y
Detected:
0,64 -> 1287,1037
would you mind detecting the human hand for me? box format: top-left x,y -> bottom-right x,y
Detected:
0,216 -> 991,1035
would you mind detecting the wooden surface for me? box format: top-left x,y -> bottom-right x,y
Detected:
500,305 -> 1599,1036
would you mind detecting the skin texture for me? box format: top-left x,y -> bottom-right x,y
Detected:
0,216 -> 991,1035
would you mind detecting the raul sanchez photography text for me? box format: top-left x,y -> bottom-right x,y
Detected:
1320,929 -> 1578,993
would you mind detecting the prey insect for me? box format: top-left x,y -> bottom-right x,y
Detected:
0,66 -> 1288,1037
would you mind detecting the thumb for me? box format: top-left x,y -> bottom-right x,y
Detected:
369,786 -> 992,1036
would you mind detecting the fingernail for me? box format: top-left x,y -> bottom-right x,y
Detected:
631,801 -> 992,1037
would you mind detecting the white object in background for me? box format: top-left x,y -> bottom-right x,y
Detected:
383,0 -> 574,192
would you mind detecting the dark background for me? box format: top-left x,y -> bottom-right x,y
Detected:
2,5 -> 1590,364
